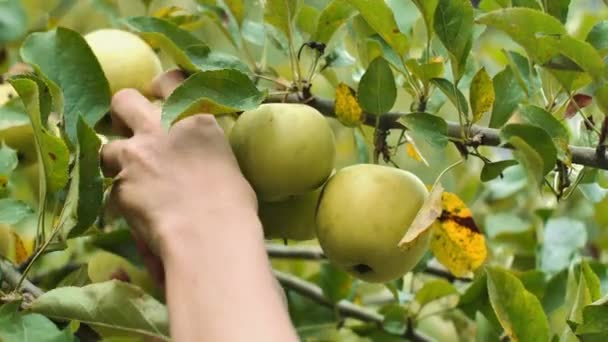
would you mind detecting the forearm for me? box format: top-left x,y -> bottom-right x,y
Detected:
160,209 -> 298,342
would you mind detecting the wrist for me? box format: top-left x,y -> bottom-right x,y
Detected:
156,206 -> 263,261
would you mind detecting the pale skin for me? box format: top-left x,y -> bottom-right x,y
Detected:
100,70 -> 298,342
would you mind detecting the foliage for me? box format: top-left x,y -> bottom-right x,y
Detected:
1,0 -> 608,341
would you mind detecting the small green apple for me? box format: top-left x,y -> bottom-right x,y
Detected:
259,188 -> 321,241
316,164 -> 430,283
84,29 -> 163,96
230,103 -> 335,201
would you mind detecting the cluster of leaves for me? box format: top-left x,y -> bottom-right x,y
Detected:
1,0 -> 608,341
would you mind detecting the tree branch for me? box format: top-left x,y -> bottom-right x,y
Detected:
274,270 -> 431,341
0,258 -> 44,298
266,244 -> 471,283
274,269 -> 384,323
266,95 -> 608,170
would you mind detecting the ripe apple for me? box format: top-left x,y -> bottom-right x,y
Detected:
316,164 -> 430,283
230,103 -> 335,201
259,188 -> 321,241
84,29 -> 163,96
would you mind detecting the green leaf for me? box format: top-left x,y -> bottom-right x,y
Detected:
480,160 -> 518,182
223,0 -> 245,27
577,296 -> 608,335
8,77 -> 69,193
586,21 -> 608,56
399,113 -> 448,148
296,4 -> 319,36
490,66 -> 526,128
313,0 -> 355,44
29,280 -> 170,341
486,267 -> 550,342
545,0 -> 571,24
63,117 -> 103,238
415,279 -> 458,307
264,0 -> 300,42
518,105 -> 570,161
537,34 -> 605,82
506,136 -> 544,187
477,8 -> 566,64
505,51 -> 540,98
0,0 -> 26,44
540,218 -> 587,274
185,45 -> 250,74
405,59 -> 444,88
89,229 -> 144,266
430,78 -> 469,116
0,198 -> 34,224
581,260 -> 601,302
319,263 -> 352,303
20,27 -> 111,144
162,70 -> 265,126
469,67 -> 495,123
434,0 -> 474,80
0,143 -> 18,191
512,0 -> 542,10
412,0 -> 439,40
350,0 -> 409,55
500,124 -> 557,175
123,16 -> 204,72
357,57 -> 396,115
0,302 -> 73,342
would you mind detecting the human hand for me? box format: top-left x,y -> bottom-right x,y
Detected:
100,71 -> 258,260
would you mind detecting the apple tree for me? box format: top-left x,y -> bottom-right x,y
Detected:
1,0 -> 608,341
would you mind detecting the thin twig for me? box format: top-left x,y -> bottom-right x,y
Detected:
0,258 -> 44,298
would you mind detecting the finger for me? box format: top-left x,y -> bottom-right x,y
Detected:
150,69 -> 187,100
100,139 -> 128,177
111,89 -> 161,136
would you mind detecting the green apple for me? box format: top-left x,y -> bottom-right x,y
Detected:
84,29 -> 163,96
0,84 -> 17,106
216,114 -> 236,137
230,103 -> 335,201
316,164 -> 430,283
259,188 -> 321,241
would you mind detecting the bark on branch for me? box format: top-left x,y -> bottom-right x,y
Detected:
0,258 -> 43,298
266,95 -> 608,170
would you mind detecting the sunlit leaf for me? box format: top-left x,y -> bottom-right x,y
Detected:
313,0 -> 355,44
399,184 -> 443,248
162,70 -> 265,126
469,67 -> 495,123
350,0 -> 408,55
29,280 -> 169,341
431,192 -> 487,277
486,267 -> 550,341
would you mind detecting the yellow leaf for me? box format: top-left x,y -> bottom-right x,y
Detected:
430,192 -> 487,277
405,140 -> 428,166
152,6 -> 184,18
335,83 -> 365,127
11,231 -> 31,264
399,184 -> 443,249
469,67 -> 495,123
